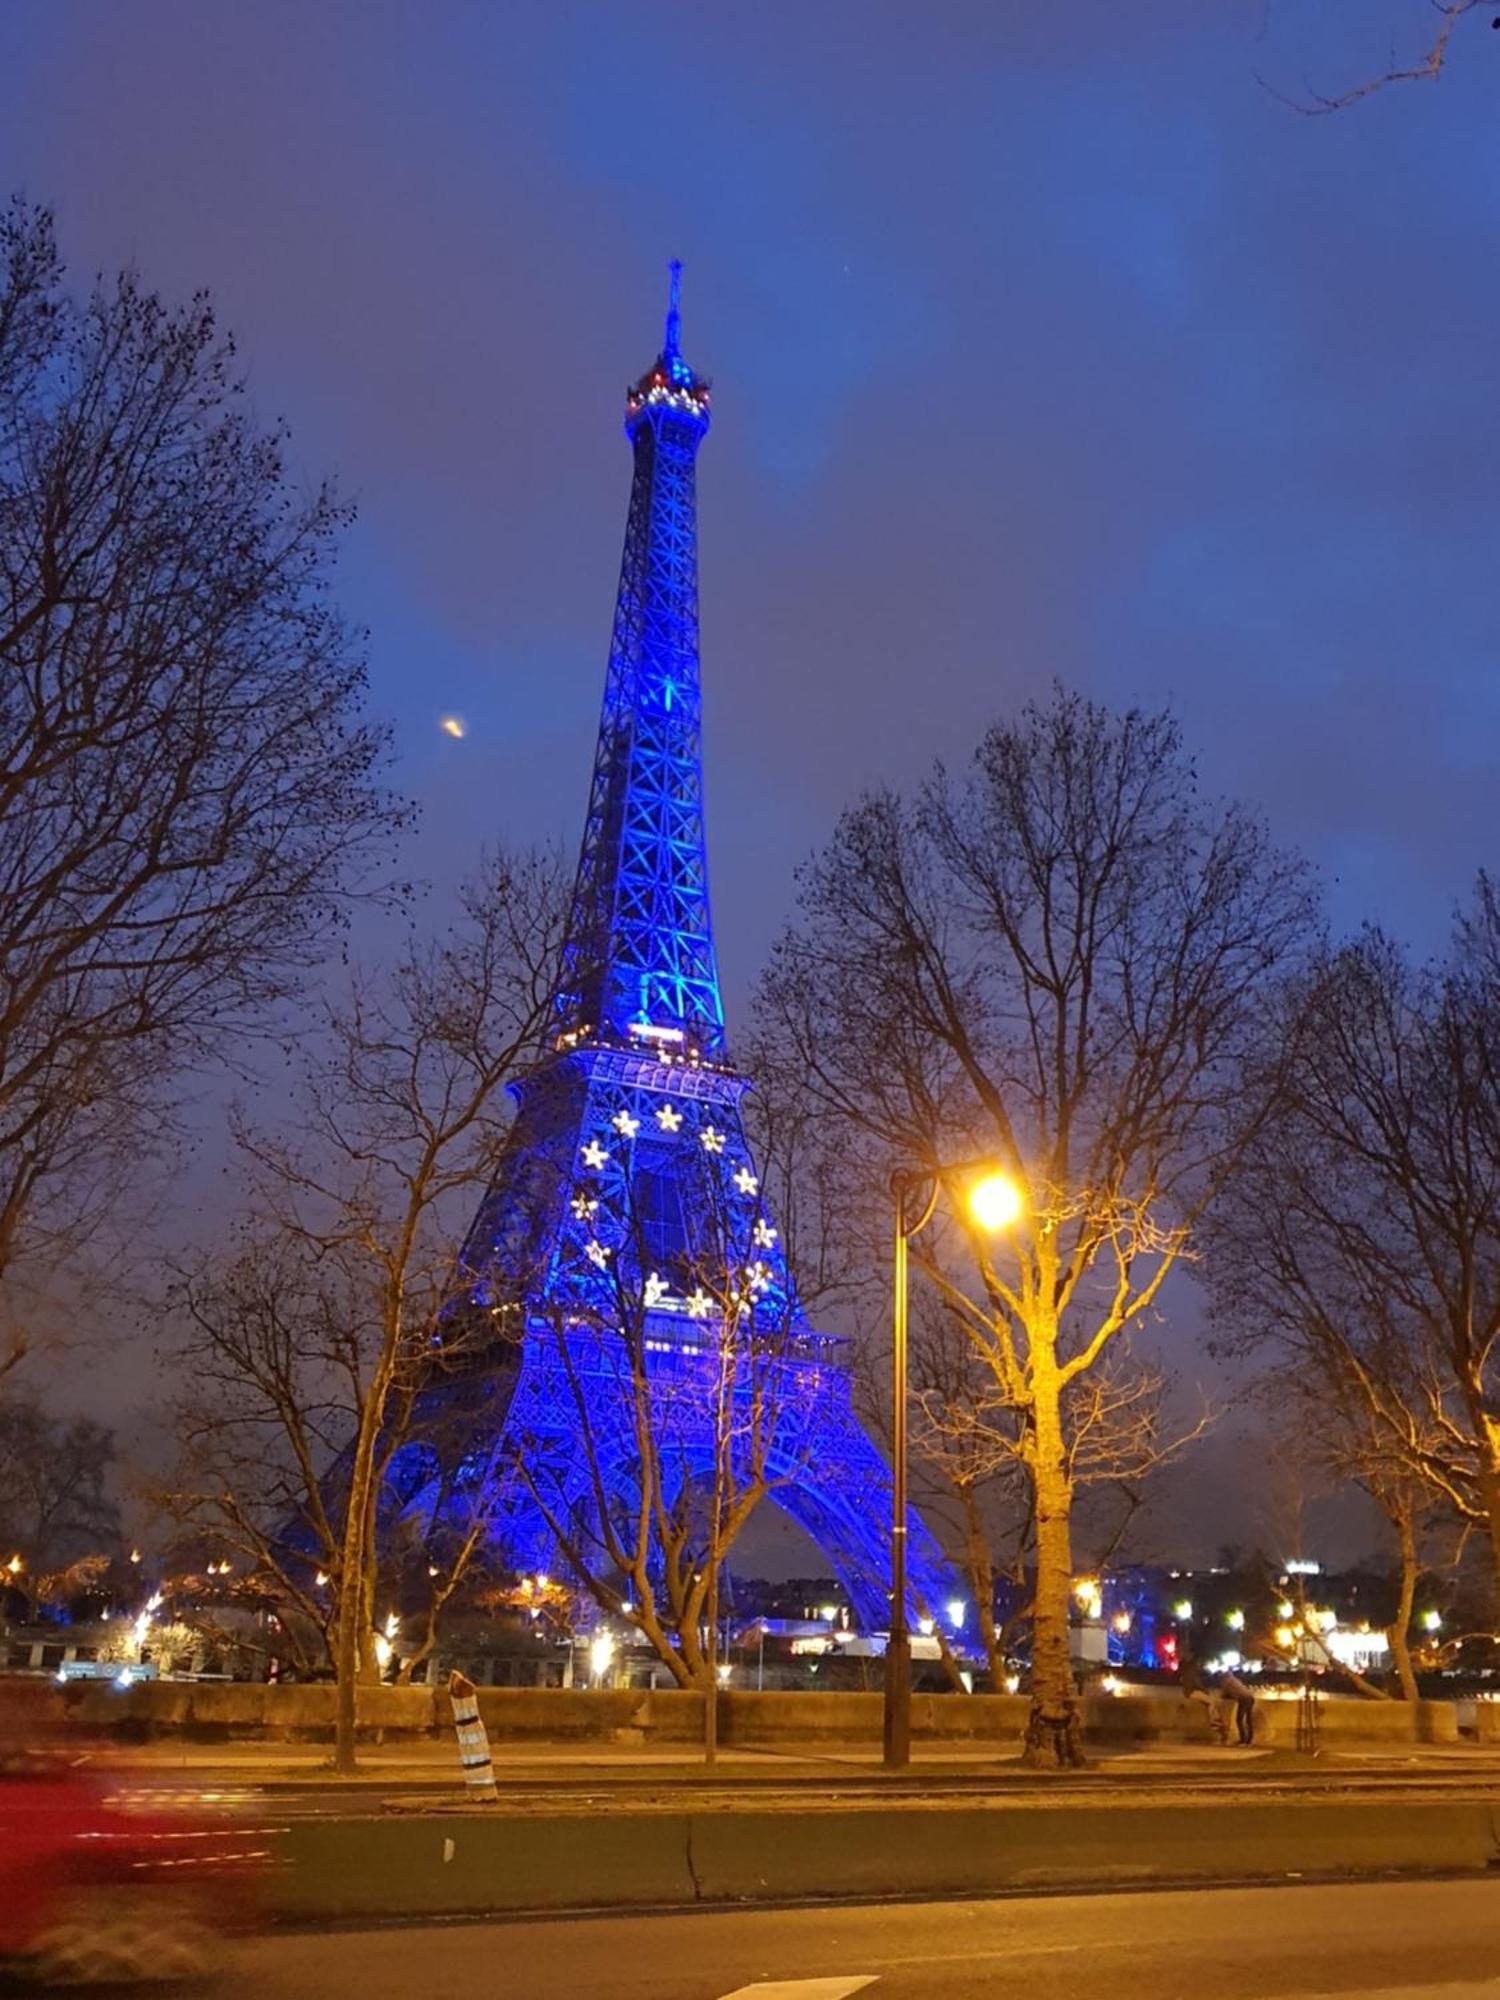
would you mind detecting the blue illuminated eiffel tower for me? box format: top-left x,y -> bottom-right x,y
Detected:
459,267 -> 953,1632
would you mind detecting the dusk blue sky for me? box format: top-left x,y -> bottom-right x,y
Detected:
2,2 -> 1494,1550
4,2 -> 1494,1008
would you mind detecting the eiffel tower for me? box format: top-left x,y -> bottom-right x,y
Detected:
456,266 -> 954,1633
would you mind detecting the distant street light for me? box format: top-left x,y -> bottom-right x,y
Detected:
886,1160 -> 1024,1770
590,1629 -> 616,1686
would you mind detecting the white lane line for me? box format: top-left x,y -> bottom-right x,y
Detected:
879,1940 -> 1095,1967
717,1981 -> 878,1999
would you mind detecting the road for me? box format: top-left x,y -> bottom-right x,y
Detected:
95,1749 -> 1500,1821
226,1877 -> 1500,1998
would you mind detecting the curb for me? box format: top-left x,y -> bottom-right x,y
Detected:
264,1795 -> 1500,1921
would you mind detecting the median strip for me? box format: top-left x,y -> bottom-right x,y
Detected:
264,1796 -> 1500,1921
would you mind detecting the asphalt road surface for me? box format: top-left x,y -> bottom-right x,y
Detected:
102,1761 -> 1500,1821
227,1877 -> 1500,1998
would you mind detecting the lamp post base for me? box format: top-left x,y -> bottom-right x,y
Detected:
883,1632 -> 912,1769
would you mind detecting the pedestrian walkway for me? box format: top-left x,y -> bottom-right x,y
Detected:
78,1733 -> 1500,1790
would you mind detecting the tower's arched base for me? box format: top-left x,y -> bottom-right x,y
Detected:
472,1325 -> 957,1637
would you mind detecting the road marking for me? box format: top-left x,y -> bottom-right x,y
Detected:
717,1982 -> 877,1999
879,1941 -> 1095,1967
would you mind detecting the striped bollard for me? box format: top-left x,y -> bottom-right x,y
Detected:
447,1670 -> 497,1801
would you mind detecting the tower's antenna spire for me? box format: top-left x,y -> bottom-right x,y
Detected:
664,258 -> 683,362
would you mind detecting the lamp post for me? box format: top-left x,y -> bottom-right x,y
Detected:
884,1163 -> 1022,1770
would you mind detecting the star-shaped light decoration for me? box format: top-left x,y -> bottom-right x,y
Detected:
745,1260 -> 772,1295
685,1288 -> 714,1320
655,1104 -> 683,1133
585,1240 -> 611,1268
581,1140 -> 609,1171
700,1126 -> 726,1154
570,1192 -> 599,1221
612,1110 -> 641,1139
752,1219 -> 778,1249
733,1166 -> 759,1196
644,1271 -> 670,1308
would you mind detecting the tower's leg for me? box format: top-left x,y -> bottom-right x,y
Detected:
472,1336 -> 962,1661
764,1398 -> 956,1635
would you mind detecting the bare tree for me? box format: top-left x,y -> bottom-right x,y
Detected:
513,1148 -> 815,1712
759,690 -> 1314,1765
901,1305 -> 1030,1687
477,1570 -> 581,1646
1209,890 -> 1500,1630
161,1242 -> 515,1686
886,1299 -> 1205,1689
1261,0 -> 1493,113
0,1395 -> 121,1580
1316,1398 -> 1448,1704
1242,1358 -> 1450,1703
160,1247 -> 346,1674
0,197 -> 403,1379
160,849 -> 567,1768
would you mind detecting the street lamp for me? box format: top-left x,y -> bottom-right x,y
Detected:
967,1172 -> 1024,1233
885,1160 -> 1024,1770
589,1629 -> 616,1686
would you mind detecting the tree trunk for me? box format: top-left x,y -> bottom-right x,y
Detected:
331,1410 -> 383,1774
634,1597 -> 696,1687
359,1561 -> 380,1683
960,1492 -> 1003,1687
675,1591 -> 709,1686
331,1564 -> 362,1771
397,1615 -> 437,1685
978,1594 -> 1004,1689
703,1565 -> 720,1768
1022,1370 -> 1086,1769
1387,1509 -> 1419,1704
1479,1428 -> 1500,1627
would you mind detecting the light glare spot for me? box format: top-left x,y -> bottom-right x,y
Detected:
967,1170 -> 1023,1232
440,714 -> 467,739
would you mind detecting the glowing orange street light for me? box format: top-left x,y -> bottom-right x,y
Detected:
967,1170 -> 1024,1233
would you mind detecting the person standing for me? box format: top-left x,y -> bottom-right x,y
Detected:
1180,1651 -> 1225,1742
1218,1669 -> 1256,1745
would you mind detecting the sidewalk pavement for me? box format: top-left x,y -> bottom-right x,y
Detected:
75,1735 -> 1500,1787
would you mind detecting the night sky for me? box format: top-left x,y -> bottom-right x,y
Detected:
2,2 -> 1494,1553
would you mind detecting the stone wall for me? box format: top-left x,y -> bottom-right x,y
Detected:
1252,1693 -> 1458,1746
0,1676 -> 1464,1747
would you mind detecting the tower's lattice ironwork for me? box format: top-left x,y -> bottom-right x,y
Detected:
458,267 -> 953,1632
